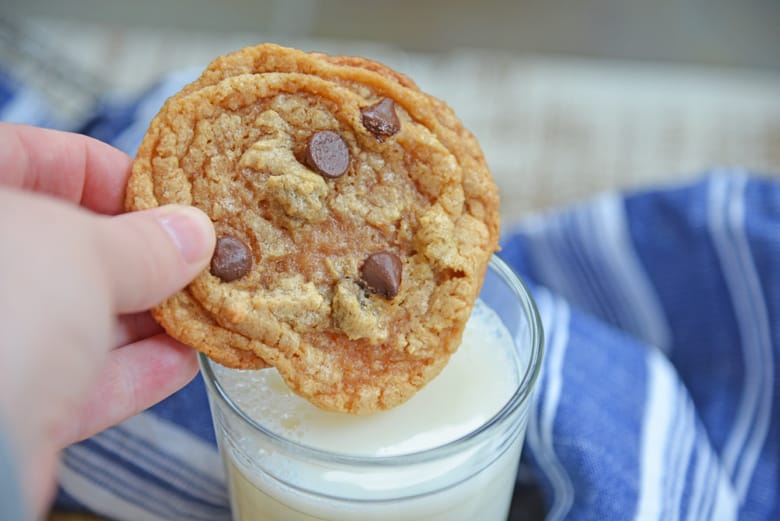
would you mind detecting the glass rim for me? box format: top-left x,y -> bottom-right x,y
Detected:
199,253 -> 544,467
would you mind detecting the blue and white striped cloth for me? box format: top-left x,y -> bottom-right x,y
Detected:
2,66 -> 779,521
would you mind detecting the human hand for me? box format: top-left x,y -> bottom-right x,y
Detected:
0,123 -> 216,517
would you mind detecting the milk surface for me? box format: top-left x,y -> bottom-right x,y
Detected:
212,299 -> 526,521
216,299 -> 520,456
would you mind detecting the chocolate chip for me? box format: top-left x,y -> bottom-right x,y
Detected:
210,236 -> 252,282
305,130 -> 350,178
361,98 -> 400,141
360,252 -> 402,299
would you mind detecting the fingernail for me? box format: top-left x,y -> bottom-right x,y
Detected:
156,206 -> 215,264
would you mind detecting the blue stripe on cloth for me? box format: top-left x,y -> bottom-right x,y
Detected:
81,435 -> 227,513
730,176 -> 780,520
79,68 -> 200,156
623,177 -> 745,454
519,287 -> 647,520
52,486 -> 83,513
62,441 -> 230,521
683,434 -> 712,521
524,290 -> 575,521
511,195 -> 671,352
0,66 -> 67,129
707,174 -> 772,507
77,97 -> 144,149
90,425 -> 227,505
0,70 -> 17,109
0,86 -> 59,128
557,314 -> 646,519
148,373 -> 218,445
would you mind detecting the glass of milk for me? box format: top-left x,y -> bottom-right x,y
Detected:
200,255 -> 544,521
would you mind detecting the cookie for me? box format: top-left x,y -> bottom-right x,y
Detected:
125,44 -> 500,414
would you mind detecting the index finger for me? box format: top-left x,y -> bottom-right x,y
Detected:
0,123 -> 133,214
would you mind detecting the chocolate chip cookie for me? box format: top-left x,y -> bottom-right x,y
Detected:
125,44 -> 500,414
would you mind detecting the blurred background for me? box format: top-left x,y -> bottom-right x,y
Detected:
0,0 -> 779,223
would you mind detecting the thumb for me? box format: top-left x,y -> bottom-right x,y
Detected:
96,205 -> 216,313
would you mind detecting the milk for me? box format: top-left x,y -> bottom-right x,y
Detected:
208,299 -> 530,521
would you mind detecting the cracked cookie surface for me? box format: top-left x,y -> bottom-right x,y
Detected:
126,44 -> 499,414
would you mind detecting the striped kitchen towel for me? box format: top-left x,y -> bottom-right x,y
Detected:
2,58 -> 779,521
502,177 -> 779,520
